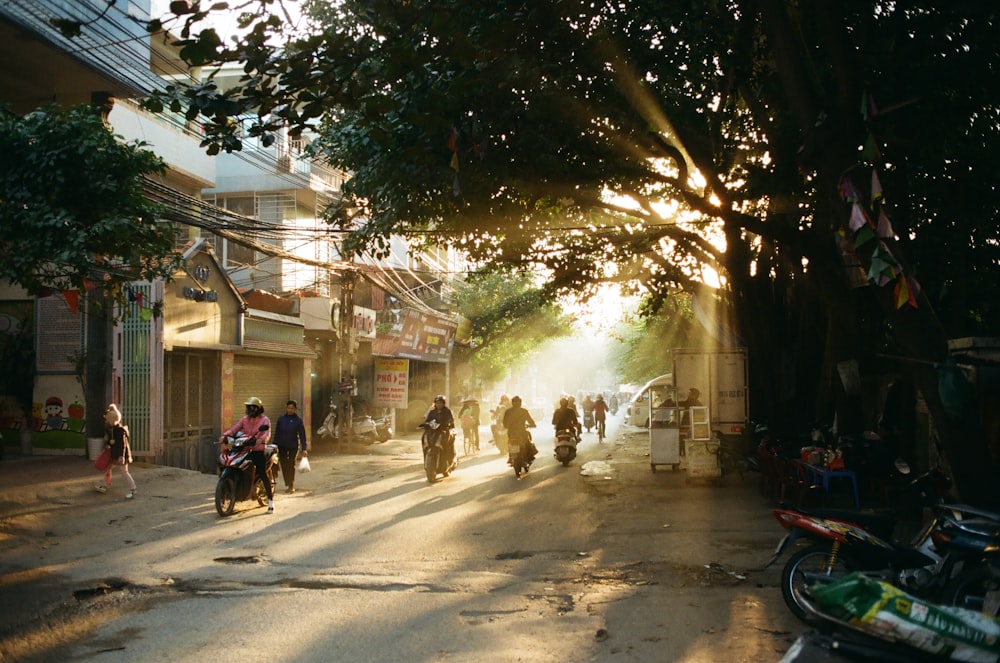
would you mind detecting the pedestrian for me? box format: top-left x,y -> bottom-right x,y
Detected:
274,399 -> 308,494
95,403 -> 136,499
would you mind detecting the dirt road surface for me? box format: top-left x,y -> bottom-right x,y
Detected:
0,419 -> 804,662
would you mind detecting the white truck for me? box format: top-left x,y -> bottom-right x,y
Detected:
671,347 -> 749,438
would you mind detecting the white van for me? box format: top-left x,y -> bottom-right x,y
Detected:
625,374 -> 672,427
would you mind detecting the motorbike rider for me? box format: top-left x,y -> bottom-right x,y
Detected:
220,396 -> 275,514
552,397 -> 580,442
566,395 -> 582,437
503,395 -> 538,466
490,394 -> 511,445
422,395 -> 456,465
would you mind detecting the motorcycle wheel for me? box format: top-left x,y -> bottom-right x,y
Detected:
377,429 -> 391,443
781,544 -> 860,624
944,563 -> 1000,616
215,477 -> 237,517
425,447 -> 440,483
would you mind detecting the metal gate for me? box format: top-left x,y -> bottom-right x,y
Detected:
118,282 -> 162,457
164,351 -> 220,472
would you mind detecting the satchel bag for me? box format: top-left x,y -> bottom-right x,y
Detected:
94,447 -> 112,471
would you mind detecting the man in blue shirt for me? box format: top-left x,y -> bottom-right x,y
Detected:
274,399 -> 308,493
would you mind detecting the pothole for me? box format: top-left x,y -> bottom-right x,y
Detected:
495,550 -> 534,560
73,579 -> 131,600
214,555 -> 265,564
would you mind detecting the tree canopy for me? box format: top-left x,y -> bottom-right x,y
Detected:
0,105 -> 181,303
152,1 -> 1000,504
451,268 -> 573,388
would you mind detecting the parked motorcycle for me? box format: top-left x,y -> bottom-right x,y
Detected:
766,466 -> 1000,623
508,425 -> 536,478
373,415 -> 392,442
553,428 -> 578,466
419,422 -> 457,483
215,425 -> 277,517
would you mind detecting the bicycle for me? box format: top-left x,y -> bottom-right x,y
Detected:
596,418 -> 606,443
463,430 -> 477,456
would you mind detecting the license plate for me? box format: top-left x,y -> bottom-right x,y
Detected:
509,444 -> 521,454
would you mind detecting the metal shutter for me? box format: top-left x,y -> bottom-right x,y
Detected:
233,356 -> 291,420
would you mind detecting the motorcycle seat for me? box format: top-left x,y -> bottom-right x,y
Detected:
787,504 -> 897,539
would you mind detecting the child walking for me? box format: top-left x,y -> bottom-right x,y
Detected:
96,403 -> 136,499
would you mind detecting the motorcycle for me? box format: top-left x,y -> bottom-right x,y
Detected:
766,465 -> 1000,623
583,410 -> 595,433
373,415 -> 392,442
508,425 -> 536,478
553,428 -> 579,466
215,425 -> 278,517
491,423 -> 509,455
418,422 -> 457,483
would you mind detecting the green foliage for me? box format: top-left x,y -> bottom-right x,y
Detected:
0,105 -> 182,303
452,269 -> 573,384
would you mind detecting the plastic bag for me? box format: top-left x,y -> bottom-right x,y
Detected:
297,455 -> 311,473
811,572 -> 1000,662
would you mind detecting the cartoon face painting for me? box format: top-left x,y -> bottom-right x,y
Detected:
43,396 -> 66,431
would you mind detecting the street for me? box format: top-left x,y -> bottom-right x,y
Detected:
0,417 -> 802,662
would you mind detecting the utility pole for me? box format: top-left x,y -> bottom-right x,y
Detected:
337,268 -> 356,449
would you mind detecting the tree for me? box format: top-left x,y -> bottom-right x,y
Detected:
151,2 -> 1000,505
1,103 -> 184,440
0,104 -> 182,301
451,269 -> 573,388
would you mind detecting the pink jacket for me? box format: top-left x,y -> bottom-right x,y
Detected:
223,415 -> 271,450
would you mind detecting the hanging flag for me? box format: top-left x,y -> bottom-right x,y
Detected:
871,170 -> 883,207
62,290 -> 80,314
82,279 -> 100,291
877,211 -> 894,239
849,203 -> 870,231
448,127 -> 458,153
861,133 -> 880,161
894,274 -> 918,309
136,292 -> 144,310
854,225 -> 876,248
839,177 -> 861,203
140,307 -> 153,322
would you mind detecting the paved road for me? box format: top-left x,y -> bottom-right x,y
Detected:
0,417 -> 803,662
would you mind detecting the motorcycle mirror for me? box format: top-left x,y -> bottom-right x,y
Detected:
258,424 -> 270,432
894,458 -> 911,475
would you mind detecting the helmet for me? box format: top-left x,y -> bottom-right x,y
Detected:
596,394 -> 604,401
433,395 -> 446,405
244,396 -> 263,416
560,398 -> 568,408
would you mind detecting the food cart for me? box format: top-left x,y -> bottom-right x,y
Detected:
684,406 -> 721,479
649,383 -> 681,471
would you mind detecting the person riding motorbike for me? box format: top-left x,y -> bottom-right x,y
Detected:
503,395 -> 538,466
566,396 -> 582,437
422,395 -> 456,466
552,397 -> 580,442
220,396 -> 274,513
